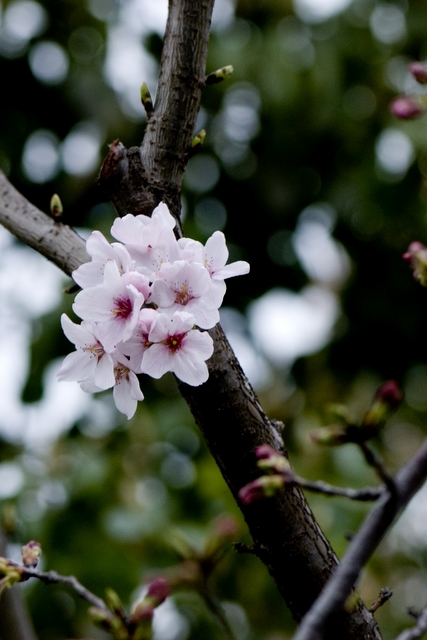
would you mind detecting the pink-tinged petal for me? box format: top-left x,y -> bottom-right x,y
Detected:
60,314 -> 94,348
73,286 -> 118,321
96,318 -> 130,353
80,377 -> 102,393
141,344 -> 172,379
213,260 -> 250,280
86,230 -> 113,259
111,214 -> 148,245
205,280 -> 226,309
113,370 -> 143,419
152,202 -> 176,229
93,353 -> 115,389
182,298 -> 219,329
150,279 -> 176,308
57,350 -> 96,382
204,231 -> 229,272
182,329 -> 214,360
173,354 -> 209,386
166,311 -> 196,334
72,261 -> 104,288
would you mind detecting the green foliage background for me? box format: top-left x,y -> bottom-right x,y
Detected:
2,0 -> 427,638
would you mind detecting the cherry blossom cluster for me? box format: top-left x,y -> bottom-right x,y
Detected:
57,203 -> 249,419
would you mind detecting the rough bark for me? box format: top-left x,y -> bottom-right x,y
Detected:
0,0 -> 384,638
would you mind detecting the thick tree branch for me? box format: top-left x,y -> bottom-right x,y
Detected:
292,437 -> 427,640
0,173 -> 89,276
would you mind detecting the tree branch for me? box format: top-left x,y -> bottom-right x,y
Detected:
292,436 -> 427,640
0,173 -> 89,277
394,605 -> 427,640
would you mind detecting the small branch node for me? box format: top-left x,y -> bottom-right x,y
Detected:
369,587 -> 393,613
205,65 -> 234,86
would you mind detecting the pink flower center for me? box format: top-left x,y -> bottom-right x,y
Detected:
164,333 -> 185,352
113,296 -> 132,319
85,342 -> 104,361
114,364 -> 130,382
174,284 -> 193,305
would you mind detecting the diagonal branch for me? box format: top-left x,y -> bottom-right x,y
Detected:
292,437 -> 427,640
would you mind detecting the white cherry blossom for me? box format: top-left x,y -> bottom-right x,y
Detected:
73,261 -> 150,352
57,314 -> 115,389
57,202 -> 250,419
150,260 -> 219,328
141,311 -> 213,386
72,230 -> 134,289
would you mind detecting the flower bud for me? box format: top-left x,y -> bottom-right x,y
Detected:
403,241 -> 427,286
257,450 -> 291,476
310,426 -> 349,446
362,380 -> 403,433
140,82 -> 154,114
205,65 -> 234,85
105,587 -> 124,617
50,194 -> 63,220
408,61 -> 427,84
89,606 -> 128,639
146,577 -> 170,606
21,540 -> 42,568
390,96 -> 424,119
211,514 -> 239,539
238,474 -> 285,505
190,129 -> 206,153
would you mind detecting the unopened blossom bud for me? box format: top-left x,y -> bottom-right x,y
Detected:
409,61 -> 427,84
140,82 -> 154,114
130,578 -> 171,625
205,65 -> 234,85
255,444 -> 291,475
105,587 -> 125,617
50,194 -> 63,220
89,606 -> 128,639
211,514 -> 239,539
146,577 -> 170,605
310,426 -> 349,446
403,241 -> 427,286
362,380 -> 403,433
390,96 -> 424,119
0,564 -> 23,595
21,540 -> 42,568
238,474 -> 285,505
190,129 -> 206,155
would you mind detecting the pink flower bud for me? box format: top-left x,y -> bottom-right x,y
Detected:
403,241 -> 427,286
362,380 -> 403,433
390,96 -> 424,119
238,475 -> 285,505
212,514 -> 239,538
375,380 -> 403,410
146,578 -> 170,605
409,61 -> 427,84
254,444 -> 277,460
21,541 -> 42,568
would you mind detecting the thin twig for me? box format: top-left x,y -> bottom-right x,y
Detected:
200,583 -> 237,640
394,605 -> 427,640
295,477 -> 383,502
292,436 -> 427,640
14,566 -> 108,612
369,588 -> 393,614
359,442 -> 396,493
